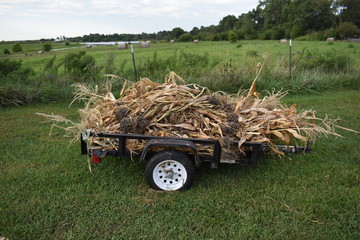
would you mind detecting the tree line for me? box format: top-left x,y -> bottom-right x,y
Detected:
29,0 -> 360,43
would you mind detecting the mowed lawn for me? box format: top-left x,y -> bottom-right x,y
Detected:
1,90 -> 359,240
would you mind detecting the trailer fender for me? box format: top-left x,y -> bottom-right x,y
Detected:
140,139 -> 200,167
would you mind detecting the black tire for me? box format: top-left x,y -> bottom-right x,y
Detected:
145,150 -> 195,191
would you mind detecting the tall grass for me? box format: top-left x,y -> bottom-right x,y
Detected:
1,41 -> 359,107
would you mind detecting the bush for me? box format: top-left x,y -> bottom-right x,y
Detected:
236,30 -> 246,40
63,51 -> 96,79
228,31 -> 237,43
337,22 -> 358,39
271,27 -> 284,40
179,33 -> 193,42
212,34 -> 220,41
322,27 -> 337,39
0,59 -> 21,75
219,32 -> 228,41
3,48 -> 10,54
43,43 -> 52,52
11,43 -> 22,53
259,30 -> 272,40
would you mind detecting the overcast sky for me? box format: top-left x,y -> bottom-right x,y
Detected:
0,0 -> 258,41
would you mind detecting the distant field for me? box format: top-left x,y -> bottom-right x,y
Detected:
1,90 -> 359,239
1,40 -> 359,74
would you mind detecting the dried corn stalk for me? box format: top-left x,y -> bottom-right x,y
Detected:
37,72 -> 357,160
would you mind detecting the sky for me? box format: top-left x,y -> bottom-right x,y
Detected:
0,0 -> 258,41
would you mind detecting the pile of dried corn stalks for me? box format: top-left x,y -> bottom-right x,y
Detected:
38,72 -> 355,160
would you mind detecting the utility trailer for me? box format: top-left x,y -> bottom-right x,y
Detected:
81,131 -> 311,191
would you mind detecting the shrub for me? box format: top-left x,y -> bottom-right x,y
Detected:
63,51 -> 96,79
3,48 -> 10,54
212,34 -> 220,41
322,27 -> 337,39
179,33 -> 193,42
43,43 -> 52,52
337,22 -> 358,39
259,30 -> 272,40
0,59 -> 21,75
219,32 -> 228,41
228,31 -> 237,43
11,43 -> 22,53
270,27 -> 284,40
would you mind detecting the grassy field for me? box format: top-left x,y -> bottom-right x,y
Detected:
1,40 -> 359,109
1,90 -> 359,240
1,40 -> 359,71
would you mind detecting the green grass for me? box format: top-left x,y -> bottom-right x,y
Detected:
1,90 -> 359,239
2,40 -> 359,73
1,41 -> 359,108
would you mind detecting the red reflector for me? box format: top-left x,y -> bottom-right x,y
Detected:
92,156 -> 101,163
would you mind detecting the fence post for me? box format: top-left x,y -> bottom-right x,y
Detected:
130,43 -> 138,81
289,39 -> 292,79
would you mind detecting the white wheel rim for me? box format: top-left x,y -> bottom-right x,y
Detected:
153,160 -> 188,191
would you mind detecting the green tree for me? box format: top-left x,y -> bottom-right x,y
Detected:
190,27 -> 200,35
333,0 -> 360,27
260,0 -> 290,27
171,27 -> 186,39
43,43 -> 52,52
11,43 -> 22,53
219,15 -> 238,32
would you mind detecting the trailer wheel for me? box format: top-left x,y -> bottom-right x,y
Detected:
145,150 -> 194,191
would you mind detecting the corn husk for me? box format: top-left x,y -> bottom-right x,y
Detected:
37,72 -> 357,161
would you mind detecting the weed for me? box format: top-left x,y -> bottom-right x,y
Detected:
245,50 -> 258,57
